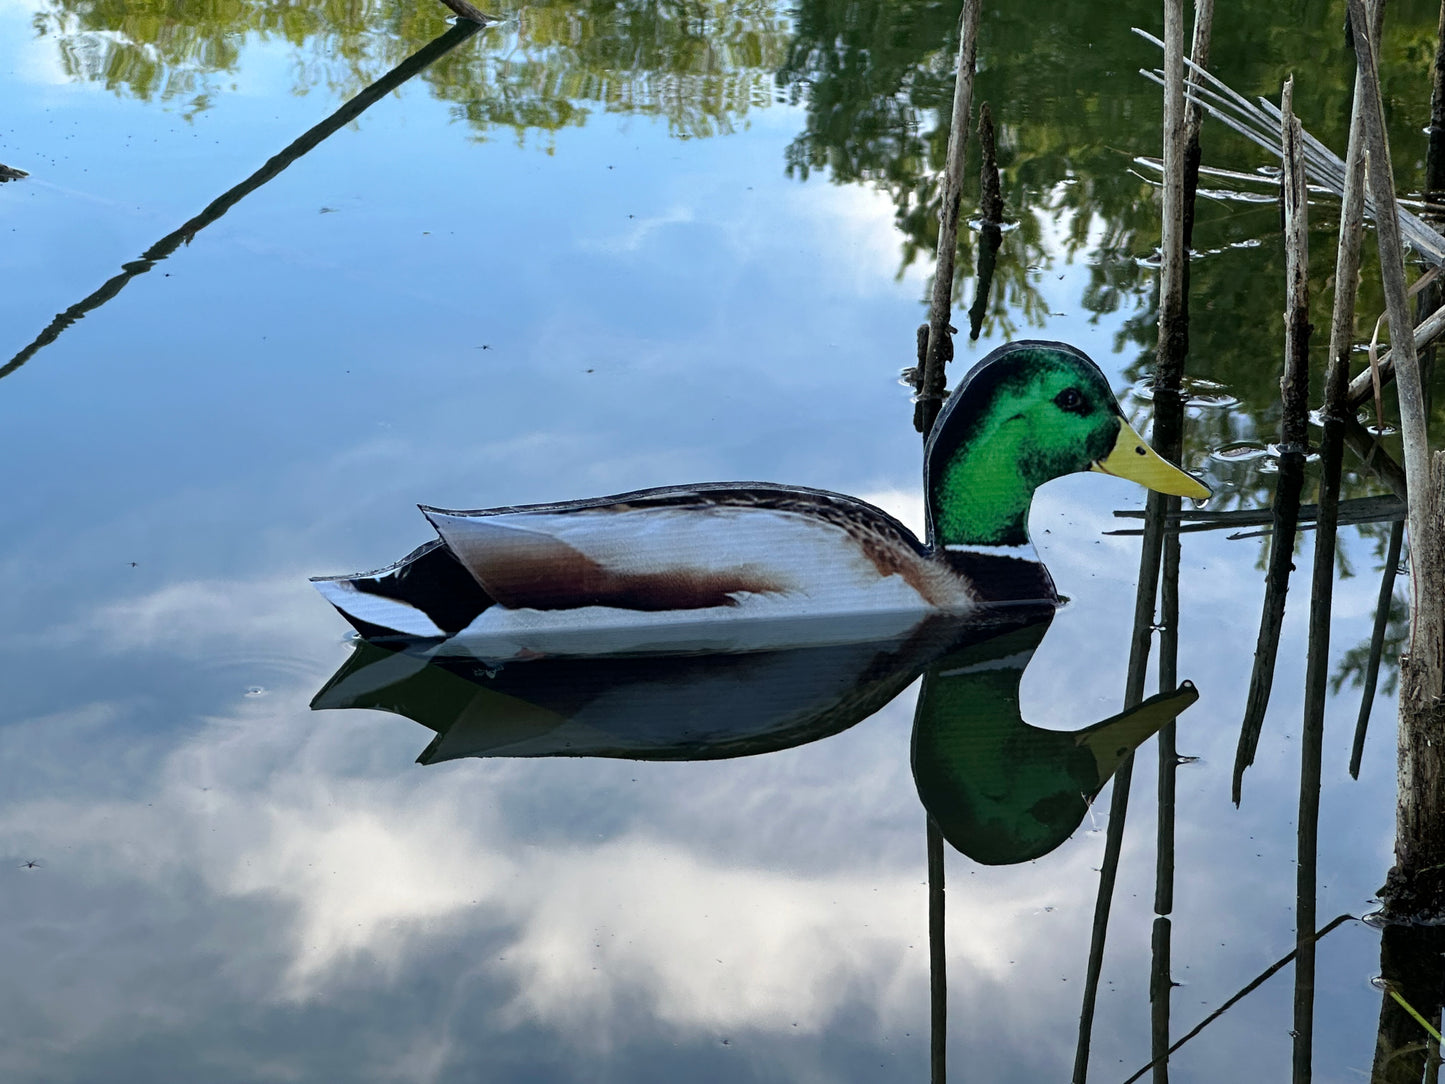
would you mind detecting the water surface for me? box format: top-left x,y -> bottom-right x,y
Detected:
1,0 -> 1438,1079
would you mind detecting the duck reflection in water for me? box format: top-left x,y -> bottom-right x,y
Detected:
313,607 -> 1197,866
910,615 -> 1196,863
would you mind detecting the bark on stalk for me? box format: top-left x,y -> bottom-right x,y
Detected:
435,0 -> 492,23
916,0 -> 980,435
1233,77 -> 1312,806
1426,0 -> 1445,197
1346,0 -> 1444,667
1346,0 -> 1445,920
968,103 -> 1004,341
1385,453 -> 1445,917
1269,81 -> 1321,1084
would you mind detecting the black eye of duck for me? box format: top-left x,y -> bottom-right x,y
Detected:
1054,387 -> 1086,413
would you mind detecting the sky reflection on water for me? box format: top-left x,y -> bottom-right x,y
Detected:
0,0 -> 1426,1079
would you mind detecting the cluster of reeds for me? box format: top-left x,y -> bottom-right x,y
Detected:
916,1 -> 1445,1079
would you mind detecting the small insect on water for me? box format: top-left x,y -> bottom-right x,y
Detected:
19,859 -> 42,870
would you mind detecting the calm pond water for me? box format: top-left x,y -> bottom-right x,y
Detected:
2,0 -> 1442,1079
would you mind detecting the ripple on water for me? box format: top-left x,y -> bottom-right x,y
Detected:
1184,378 -> 1241,409
1211,441 -> 1270,463
1129,376 -> 1239,409
192,652 -> 325,700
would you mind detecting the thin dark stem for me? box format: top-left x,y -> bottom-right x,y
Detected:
1074,477 -> 1169,1084
1233,467 -> 1306,804
1350,521 -> 1405,778
1276,76 -> 1320,1084
968,103 -> 1003,342
1073,757 -> 1137,1084
929,816 -> 947,1084
1150,917 -> 1173,1084
1075,1 -> 1199,1076
1234,79 -> 1312,806
1156,515 -> 1180,916
1108,494 -> 1405,539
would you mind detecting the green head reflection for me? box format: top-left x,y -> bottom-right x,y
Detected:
911,616 -> 1198,865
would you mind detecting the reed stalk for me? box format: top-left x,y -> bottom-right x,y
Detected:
917,0 -> 980,436
1345,0 -> 1445,918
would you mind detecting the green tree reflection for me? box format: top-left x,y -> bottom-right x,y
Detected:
30,0 -> 789,138
28,0 -> 1445,485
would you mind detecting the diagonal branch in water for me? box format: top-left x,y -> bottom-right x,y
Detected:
1116,915 -> 1358,1084
1342,416 -> 1410,501
0,19 -> 489,383
1108,494 -> 1405,538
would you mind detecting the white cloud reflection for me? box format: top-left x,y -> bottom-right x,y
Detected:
0,571 -> 1105,1076
0,498 -> 1402,1080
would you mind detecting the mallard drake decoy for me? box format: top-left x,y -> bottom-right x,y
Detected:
313,340 -> 1209,654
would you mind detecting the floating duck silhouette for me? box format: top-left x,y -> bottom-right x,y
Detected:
313,340 -> 1208,656
312,605 -> 1194,865
310,609 -> 1042,762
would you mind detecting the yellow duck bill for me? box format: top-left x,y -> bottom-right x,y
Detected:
1089,417 -> 1211,500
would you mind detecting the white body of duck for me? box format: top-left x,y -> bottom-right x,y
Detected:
314,483 -> 1036,658
313,341 -> 1209,659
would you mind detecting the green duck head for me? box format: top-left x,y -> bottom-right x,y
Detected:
924,340 -> 1210,548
